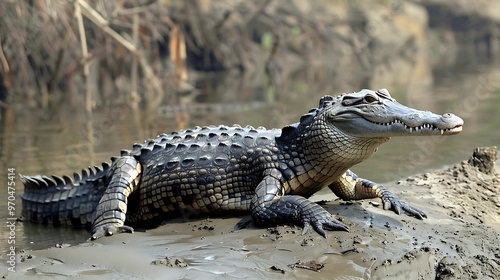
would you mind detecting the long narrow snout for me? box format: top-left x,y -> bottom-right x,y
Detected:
332,95 -> 464,138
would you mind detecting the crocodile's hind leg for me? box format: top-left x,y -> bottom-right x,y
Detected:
90,156 -> 142,240
328,170 -> 426,219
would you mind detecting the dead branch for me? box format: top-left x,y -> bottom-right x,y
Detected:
74,0 -> 92,115
76,0 -> 163,97
0,42 -> 9,73
130,12 -> 139,103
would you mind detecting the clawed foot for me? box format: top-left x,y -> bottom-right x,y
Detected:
301,207 -> 349,238
381,193 -> 427,219
90,224 -> 134,241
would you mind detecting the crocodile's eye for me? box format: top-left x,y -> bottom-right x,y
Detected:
364,94 -> 379,103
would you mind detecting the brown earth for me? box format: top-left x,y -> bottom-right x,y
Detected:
2,147 -> 499,279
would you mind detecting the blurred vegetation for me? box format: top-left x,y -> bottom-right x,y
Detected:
0,0 -> 361,110
0,0 -> 498,112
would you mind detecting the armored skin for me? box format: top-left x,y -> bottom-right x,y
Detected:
20,89 -> 464,239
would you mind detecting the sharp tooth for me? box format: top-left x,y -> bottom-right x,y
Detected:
409,127 -> 412,133
440,129 -> 444,135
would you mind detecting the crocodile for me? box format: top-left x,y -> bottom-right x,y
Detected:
20,89 -> 464,239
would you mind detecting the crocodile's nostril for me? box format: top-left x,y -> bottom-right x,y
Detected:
408,113 -> 420,120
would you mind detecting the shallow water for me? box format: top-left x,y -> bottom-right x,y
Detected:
0,54 -> 499,254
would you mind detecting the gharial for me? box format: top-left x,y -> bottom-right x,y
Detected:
20,89 -> 464,240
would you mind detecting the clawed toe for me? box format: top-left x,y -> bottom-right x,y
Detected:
301,212 -> 350,238
90,224 -> 134,241
383,196 -> 427,220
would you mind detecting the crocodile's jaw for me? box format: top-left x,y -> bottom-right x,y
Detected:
331,110 -> 463,138
328,89 -> 464,138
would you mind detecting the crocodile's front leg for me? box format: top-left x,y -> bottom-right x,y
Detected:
329,170 -> 426,219
250,169 -> 349,238
90,156 -> 142,240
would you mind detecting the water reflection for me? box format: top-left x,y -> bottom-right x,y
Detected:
0,55 -> 499,252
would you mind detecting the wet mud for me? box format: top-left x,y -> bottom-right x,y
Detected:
3,148 -> 499,279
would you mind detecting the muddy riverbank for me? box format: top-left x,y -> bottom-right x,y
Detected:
2,147 -> 498,279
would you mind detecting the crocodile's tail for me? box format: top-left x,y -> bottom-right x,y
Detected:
20,162 -> 111,228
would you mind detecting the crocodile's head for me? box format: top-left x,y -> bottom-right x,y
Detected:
321,88 -> 463,138
278,89 -> 464,172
